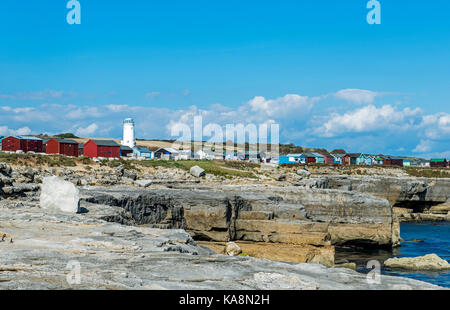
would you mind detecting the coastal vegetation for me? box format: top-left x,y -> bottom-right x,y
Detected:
1,152 -> 450,179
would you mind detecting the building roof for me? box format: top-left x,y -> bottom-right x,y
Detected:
345,153 -> 362,157
303,152 -> 321,157
155,147 -> 179,154
286,153 -> 305,157
330,153 -> 345,158
47,138 -> 78,144
134,147 -> 152,153
89,139 -> 120,147
430,158 -> 447,162
384,156 -> 404,160
9,136 -> 43,141
120,145 -> 133,151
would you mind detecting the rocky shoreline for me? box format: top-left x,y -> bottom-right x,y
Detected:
0,203 -> 443,290
1,160 -> 449,289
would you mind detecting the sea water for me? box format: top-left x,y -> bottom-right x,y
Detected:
335,222 -> 450,288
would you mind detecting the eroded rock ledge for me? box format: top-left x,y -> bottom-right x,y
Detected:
296,176 -> 450,222
79,184 -> 398,250
0,205 -> 443,290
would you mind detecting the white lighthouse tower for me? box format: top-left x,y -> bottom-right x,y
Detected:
121,118 -> 136,148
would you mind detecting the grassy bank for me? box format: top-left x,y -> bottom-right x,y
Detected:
98,158 -> 257,178
403,167 -> 450,178
0,152 -> 92,167
0,152 -> 257,178
2,152 -> 449,179
134,159 -> 258,178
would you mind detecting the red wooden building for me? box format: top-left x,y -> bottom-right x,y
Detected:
303,153 -> 317,164
1,136 -> 43,153
45,138 -> 79,157
342,153 -> 361,165
83,139 -> 120,158
383,156 -> 404,167
430,158 -> 448,168
321,153 -> 335,164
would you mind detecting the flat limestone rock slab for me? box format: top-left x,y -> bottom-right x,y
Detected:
0,205 -> 445,290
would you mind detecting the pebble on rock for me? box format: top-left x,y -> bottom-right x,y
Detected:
225,242 -> 242,256
190,166 -> 206,178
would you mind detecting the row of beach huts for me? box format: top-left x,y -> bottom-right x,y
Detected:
0,135 -> 448,168
0,135 -> 264,161
279,152 -> 449,168
0,135 -> 164,160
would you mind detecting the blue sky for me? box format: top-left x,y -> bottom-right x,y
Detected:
0,1 -> 449,157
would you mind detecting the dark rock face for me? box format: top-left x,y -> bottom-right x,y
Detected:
79,185 -> 396,248
81,188 -> 253,240
0,163 -> 12,197
1,163 -> 39,199
1,183 -> 40,198
0,163 -> 12,177
83,191 -> 185,229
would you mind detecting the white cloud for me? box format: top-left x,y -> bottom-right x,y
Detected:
334,89 -> 381,104
246,94 -> 314,118
0,126 -> 32,136
75,123 -> 99,137
315,105 -> 422,137
66,108 -> 84,120
422,113 -> 450,139
64,106 -> 106,120
12,107 -> 34,113
413,139 -> 433,153
106,104 -> 129,112
419,150 -> 450,159
0,88 -> 448,157
2,106 -> 54,123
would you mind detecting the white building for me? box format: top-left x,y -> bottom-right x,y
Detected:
196,149 -> 215,160
176,150 -> 194,160
155,147 -> 180,160
121,118 -> 136,148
